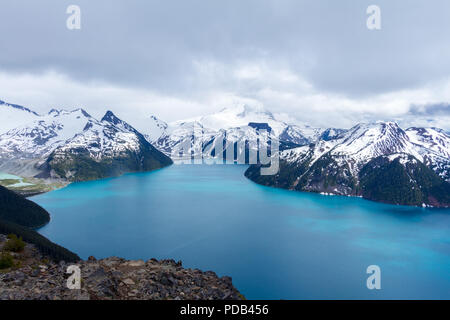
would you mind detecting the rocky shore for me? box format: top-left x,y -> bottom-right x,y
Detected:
0,234 -> 244,300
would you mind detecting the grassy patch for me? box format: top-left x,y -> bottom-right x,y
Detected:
0,179 -> 21,187
0,252 -> 14,269
0,176 -> 68,196
3,234 -> 26,253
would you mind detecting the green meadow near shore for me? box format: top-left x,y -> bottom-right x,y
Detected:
0,172 -> 68,197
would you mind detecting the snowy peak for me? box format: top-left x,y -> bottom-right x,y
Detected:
406,127 -> 450,157
48,109 -> 62,116
0,100 -> 39,116
101,110 -> 122,125
332,121 -> 414,161
50,108 -> 92,120
279,125 -> 311,145
101,110 -> 144,136
235,104 -> 275,120
122,114 -> 169,143
200,104 -> 325,142
405,127 -> 450,181
319,128 -> 348,141
197,104 -> 281,133
342,121 -> 405,143
0,100 -> 41,135
147,115 -> 169,140
0,108 -> 95,159
150,115 -> 168,130
218,104 -> 272,117
150,104 -> 321,157
47,108 -> 91,118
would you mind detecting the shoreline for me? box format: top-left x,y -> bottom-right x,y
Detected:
3,165 -> 448,209
243,172 -> 450,209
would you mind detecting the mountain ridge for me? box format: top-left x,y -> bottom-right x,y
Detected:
0,102 -> 172,182
245,121 -> 450,207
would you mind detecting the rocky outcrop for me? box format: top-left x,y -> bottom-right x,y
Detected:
0,234 -> 244,300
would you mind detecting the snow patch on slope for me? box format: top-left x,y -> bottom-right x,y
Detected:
0,100 -> 40,135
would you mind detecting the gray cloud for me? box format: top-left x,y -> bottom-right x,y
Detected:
0,0 -> 449,128
2,0 -> 450,94
409,103 -> 450,116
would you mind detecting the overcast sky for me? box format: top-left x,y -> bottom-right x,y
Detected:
0,0 -> 449,129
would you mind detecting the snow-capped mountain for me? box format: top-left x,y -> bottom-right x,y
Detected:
318,128 -> 348,141
320,122 -> 422,173
0,100 -> 40,135
41,111 -> 172,181
0,108 -> 93,160
195,104 -> 286,136
49,111 -> 145,162
405,127 -> 450,181
144,104 -> 323,159
128,115 -> 169,143
0,102 -> 172,181
280,122 -> 449,177
152,121 -> 218,158
246,121 -> 450,207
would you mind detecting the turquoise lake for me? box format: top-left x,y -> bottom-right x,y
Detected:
33,164 -> 450,299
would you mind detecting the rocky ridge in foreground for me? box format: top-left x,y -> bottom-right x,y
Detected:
0,234 -> 244,300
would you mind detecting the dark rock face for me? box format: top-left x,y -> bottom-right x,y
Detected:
248,122 -> 272,133
0,235 -> 244,300
319,128 -> 347,141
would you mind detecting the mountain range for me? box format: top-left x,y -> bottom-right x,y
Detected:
138,104 -> 323,159
246,122 -> 450,207
0,99 -> 449,207
0,101 -> 172,181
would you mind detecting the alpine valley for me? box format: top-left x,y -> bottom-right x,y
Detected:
0,99 -> 449,208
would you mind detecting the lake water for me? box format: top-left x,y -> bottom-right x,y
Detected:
33,164 -> 450,299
